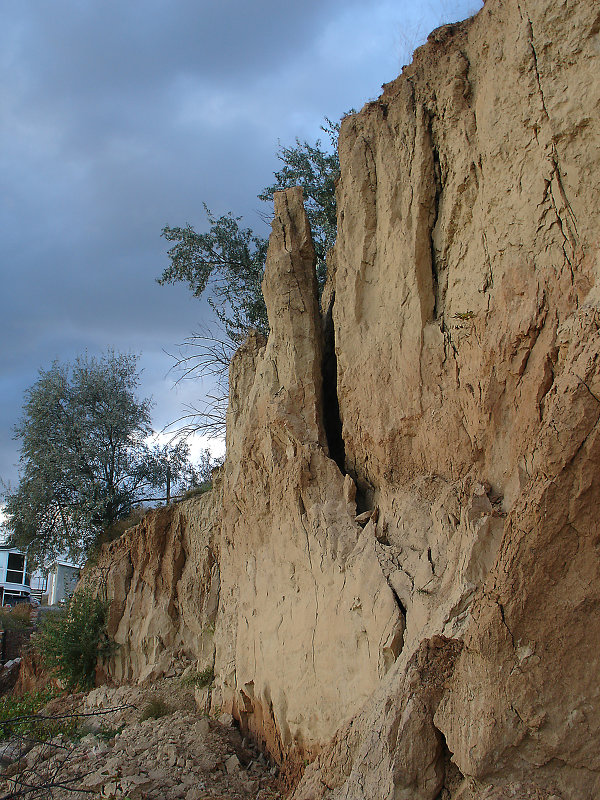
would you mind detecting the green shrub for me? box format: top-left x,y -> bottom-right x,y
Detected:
99,723 -> 126,740
0,604 -> 34,632
0,688 -> 77,741
88,507 -> 148,562
139,698 -> 171,721
36,588 -> 114,690
181,482 -> 212,501
182,666 -> 214,689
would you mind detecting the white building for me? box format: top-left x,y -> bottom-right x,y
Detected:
46,561 -> 81,605
0,547 -> 32,605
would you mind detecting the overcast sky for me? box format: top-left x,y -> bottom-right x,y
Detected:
1,0 -> 482,487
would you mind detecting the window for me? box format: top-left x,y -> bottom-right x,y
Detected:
6,553 -> 25,584
3,591 -> 28,606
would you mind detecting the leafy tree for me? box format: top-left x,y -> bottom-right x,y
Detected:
157,117 -> 342,343
36,587 -> 113,690
2,351 -> 193,563
258,117 -> 340,290
159,208 -> 269,343
0,687 -> 72,742
157,118 -> 345,437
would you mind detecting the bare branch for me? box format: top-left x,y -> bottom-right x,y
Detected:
0,705 -> 136,727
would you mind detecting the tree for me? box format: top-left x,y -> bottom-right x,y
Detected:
36,586 -> 113,690
157,118 -> 344,437
162,324 -> 237,439
157,117 -> 342,344
159,208 -> 269,343
258,117 -> 340,290
2,351 -> 193,563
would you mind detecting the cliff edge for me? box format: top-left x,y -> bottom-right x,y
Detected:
94,0 -> 600,796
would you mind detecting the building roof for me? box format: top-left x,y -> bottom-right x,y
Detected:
49,560 -> 83,570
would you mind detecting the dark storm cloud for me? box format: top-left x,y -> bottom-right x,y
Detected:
12,1 -> 349,90
0,0 -> 482,486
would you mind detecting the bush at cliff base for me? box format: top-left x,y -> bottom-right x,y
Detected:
0,603 -> 34,632
36,589 -> 114,690
0,687 -> 77,741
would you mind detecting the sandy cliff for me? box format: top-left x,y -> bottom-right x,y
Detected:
100,489 -> 220,684
93,0 -> 600,796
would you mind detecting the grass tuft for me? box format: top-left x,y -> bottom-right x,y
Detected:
182,666 -> 214,689
139,698 -> 171,721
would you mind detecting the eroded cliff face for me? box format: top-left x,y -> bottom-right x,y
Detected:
297,0 -> 600,795
92,0 -> 600,796
212,188 -> 405,774
99,489 -> 220,684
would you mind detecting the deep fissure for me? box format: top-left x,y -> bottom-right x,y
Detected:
388,582 -> 407,618
433,729 -> 464,800
355,479 -> 375,514
321,289 -> 378,513
428,114 -> 444,320
321,291 -> 347,474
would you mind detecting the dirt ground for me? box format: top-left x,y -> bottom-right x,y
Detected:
0,677 -> 283,800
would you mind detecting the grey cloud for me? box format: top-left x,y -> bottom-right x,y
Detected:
1,0 -> 482,488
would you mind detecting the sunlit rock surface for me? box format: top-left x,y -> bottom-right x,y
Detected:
92,0 -> 600,795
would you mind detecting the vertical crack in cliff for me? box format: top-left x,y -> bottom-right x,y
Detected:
517,2 -> 550,123
550,149 -> 579,240
299,507 -> 319,672
322,291 -> 347,474
427,113 -> 444,320
427,547 -> 436,575
354,479 -> 376,514
387,582 -> 407,619
433,729 -> 464,800
374,540 -> 408,647
548,156 -> 579,282
518,0 -> 580,279
481,226 -> 494,304
497,599 -> 516,649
